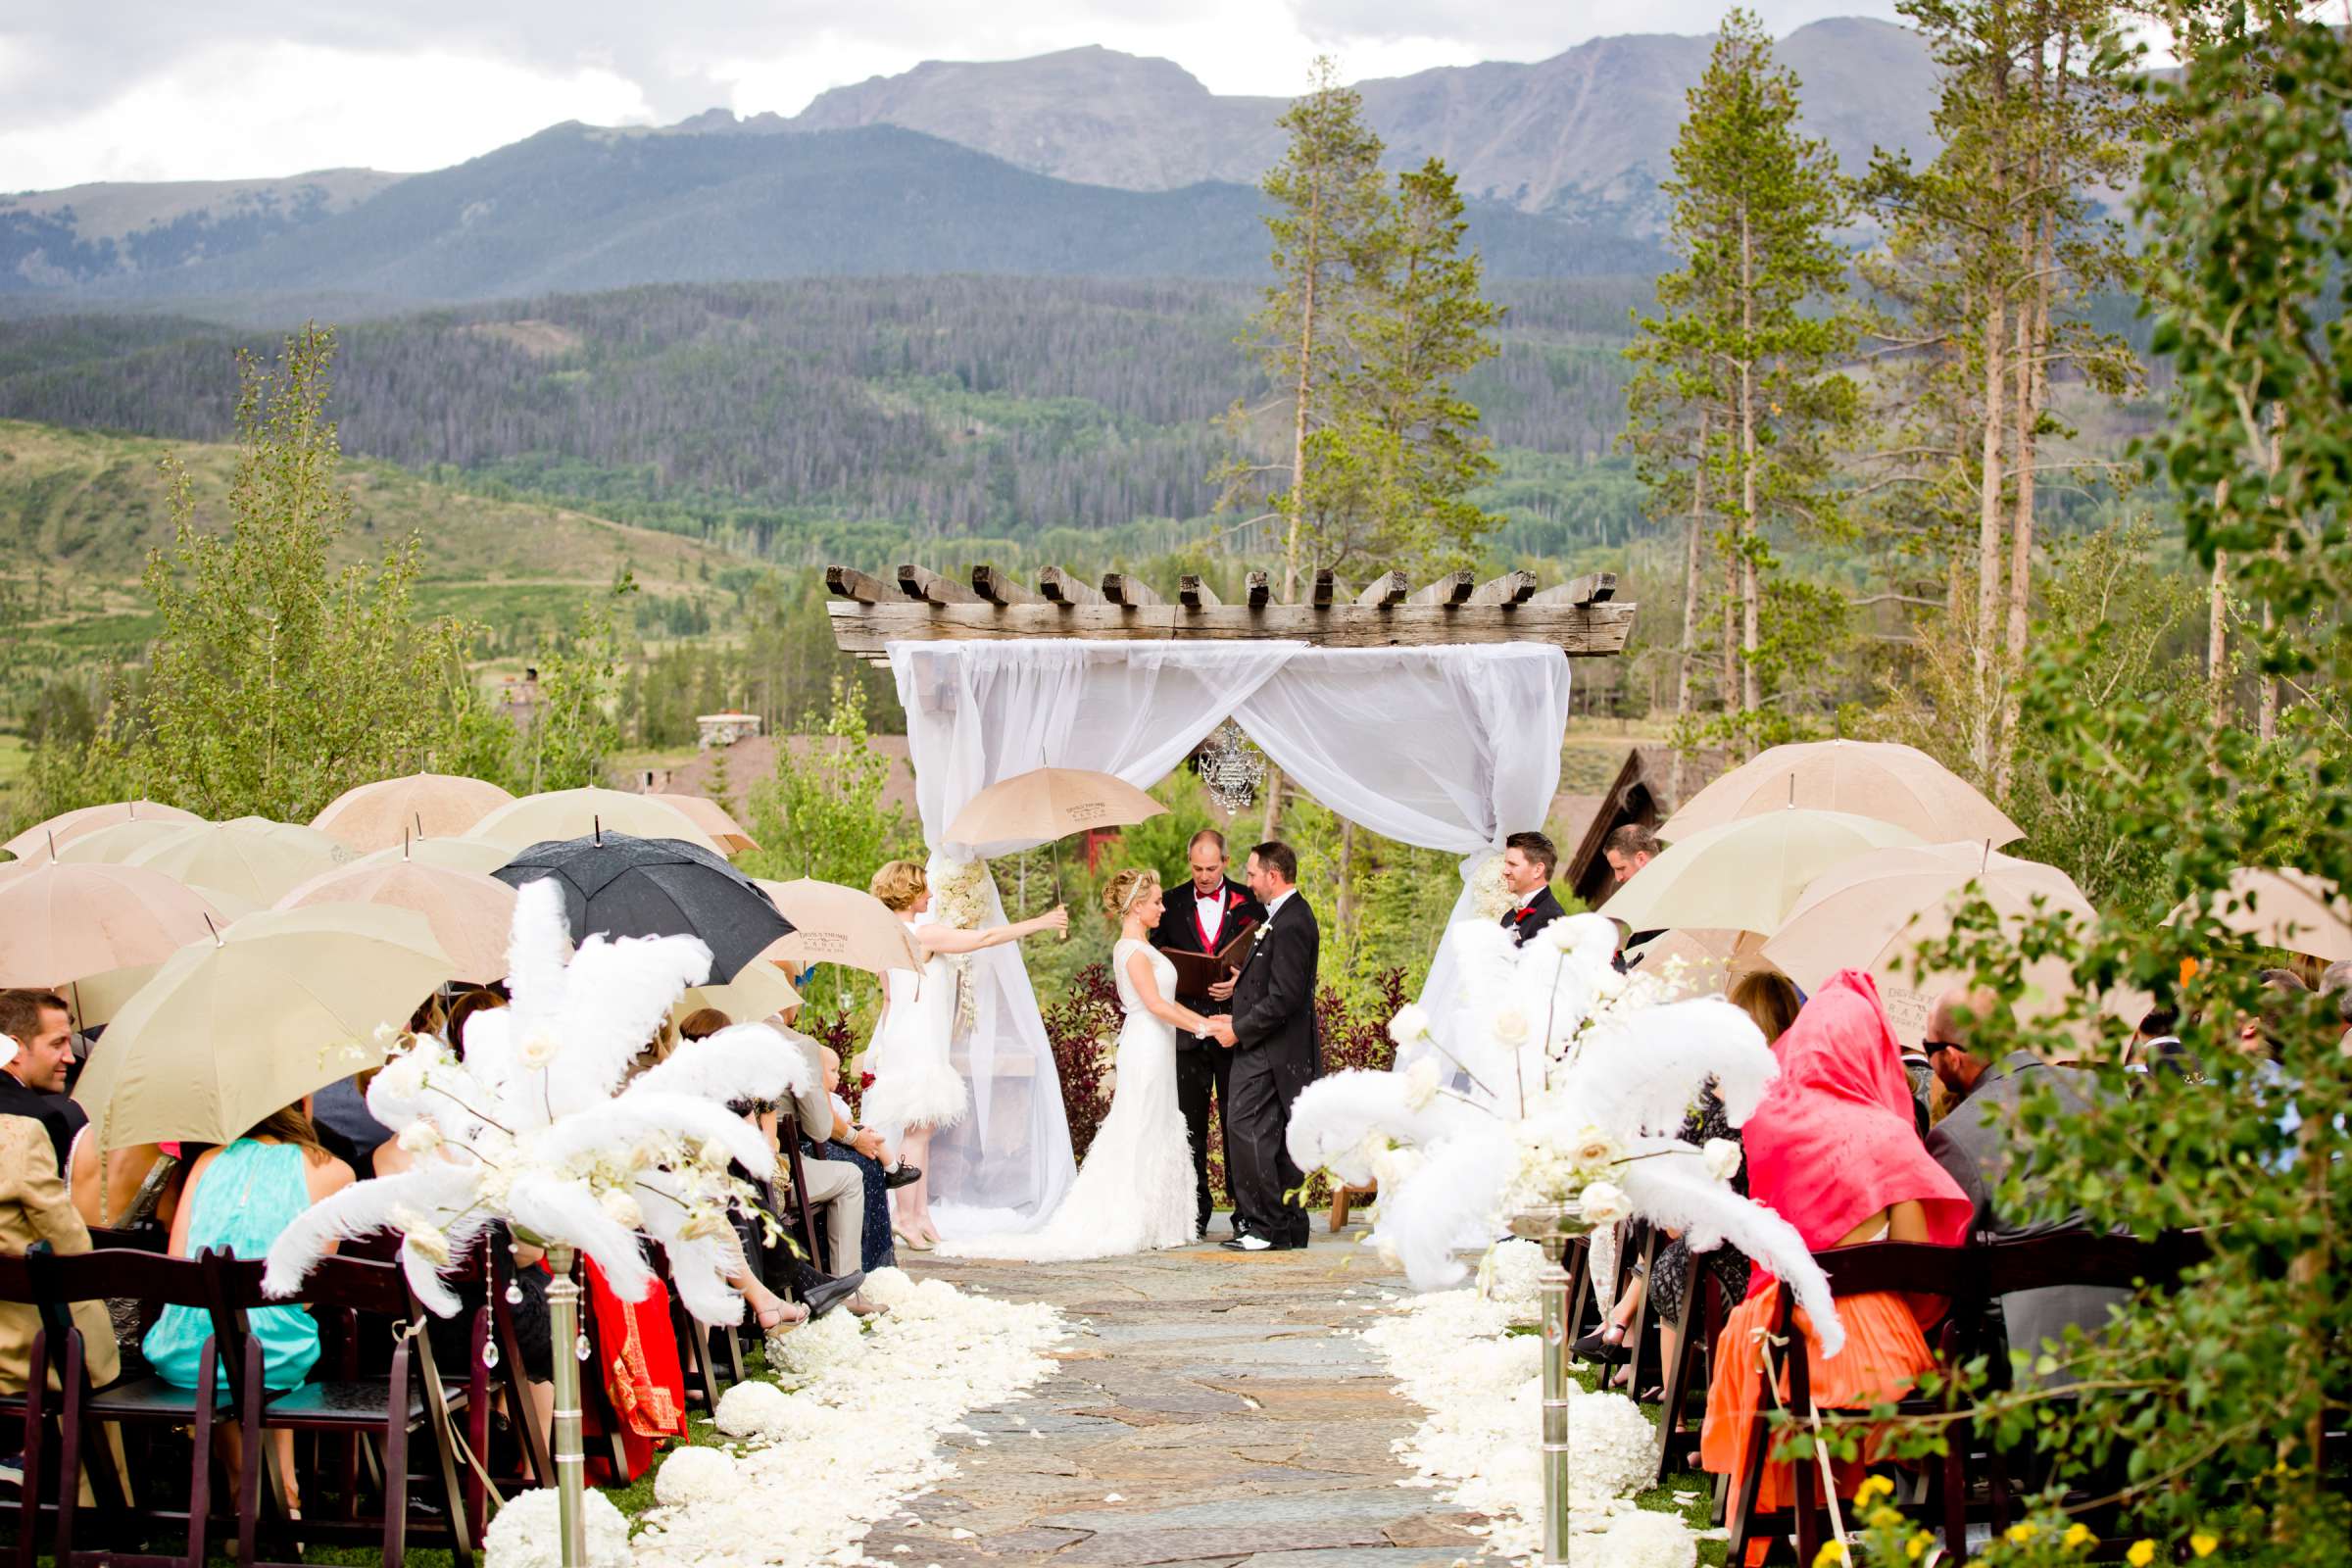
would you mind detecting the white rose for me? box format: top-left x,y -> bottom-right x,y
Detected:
404,1223 -> 453,1267
1386,1003 -> 1432,1049
515,1032 -> 560,1068
1578,1181 -> 1632,1225
396,1121 -> 443,1155
600,1187 -> 644,1229
1568,1126 -> 1623,1172
375,1052 -> 428,1102
1493,1009 -> 1531,1046
1702,1138 -> 1743,1183
1400,1057 -> 1443,1112
1542,915 -> 1584,953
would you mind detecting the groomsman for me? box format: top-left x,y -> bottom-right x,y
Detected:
1152,828 -> 1265,1237
1498,830 -> 1566,948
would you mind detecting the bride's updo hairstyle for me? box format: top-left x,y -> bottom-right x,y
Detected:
1102,867 -> 1160,921
870,859 -> 929,912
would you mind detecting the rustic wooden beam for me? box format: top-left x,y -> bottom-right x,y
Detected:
1355,570 -> 1410,609
1311,569 -> 1353,609
825,564 -> 899,603
1039,565 -> 1104,605
1533,571 -> 1618,607
1469,569 -> 1538,607
898,563 -> 982,605
1179,574 -> 1221,610
1245,570 -> 1272,610
1410,569 -> 1477,607
1102,572 -> 1162,608
827,599 -> 1638,656
970,565 -> 1040,605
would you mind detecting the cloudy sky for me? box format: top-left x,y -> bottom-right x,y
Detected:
2,1 -> 1904,191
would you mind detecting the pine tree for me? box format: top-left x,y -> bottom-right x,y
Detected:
1627,9 -> 1855,748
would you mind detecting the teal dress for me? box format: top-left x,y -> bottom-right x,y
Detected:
143,1140 -> 322,1392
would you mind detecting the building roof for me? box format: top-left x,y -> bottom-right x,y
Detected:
1561,744 -> 1733,908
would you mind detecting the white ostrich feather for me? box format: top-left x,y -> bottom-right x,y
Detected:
1287,1069 -> 1493,1184
1555,998 -> 1775,1138
1366,1135 -> 1518,1289
507,1172 -> 658,1303
534,933 -> 715,1113
534,1093 -> 775,1180
1621,1153 -> 1844,1356
505,880 -> 572,1009
262,1161 -> 477,1298
633,1200 -> 744,1326
633,1023 -> 812,1106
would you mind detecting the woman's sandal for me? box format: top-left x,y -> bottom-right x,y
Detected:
756,1300 -> 809,1332
894,1224 -> 937,1251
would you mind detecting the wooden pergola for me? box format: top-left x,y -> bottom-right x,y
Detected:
823,563 -> 1637,664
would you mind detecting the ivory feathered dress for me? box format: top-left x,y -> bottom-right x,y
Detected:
858,916 -> 970,1134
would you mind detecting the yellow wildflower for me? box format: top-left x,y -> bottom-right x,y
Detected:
2063,1523 -> 2093,1549
2190,1531 -> 2219,1558
1906,1530 -> 1935,1560
1812,1544 -> 1846,1568
2007,1521 -> 2040,1544
1856,1474 -> 1895,1503
2126,1544 -> 2158,1568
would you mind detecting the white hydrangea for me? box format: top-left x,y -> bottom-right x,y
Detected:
482,1485 -> 632,1568
858,1265 -> 920,1311
711,1379 -> 793,1440
652,1444 -> 738,1506
1387,1003 -> 1433,1049
766,1303 -> 863,1385
1592,1508 -> 1698,1568
1482,1238 -> 1548,1322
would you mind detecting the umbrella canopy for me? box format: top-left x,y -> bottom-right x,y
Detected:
755,878 -> 925,975
124,816 -> 360,906
0,862 -> 231,988
1657,739 -> 2021,848
310,772 -> 515,853
491,831 -> 791,983
53,817 -> 204,866
1621,927 -> 1773,993
72,903 -> 453,1152
654,794 -> 760,856
466,789 -> 722,855
1762,841 -> 2139,1048
2165,866 -> 2352,962
945,766 -> 1169,852
3,800 -> 202,862
275,859 -> 520,983
676,961 -> 805,1029
352,836 -> 516,876
1599,808 -> 1926,938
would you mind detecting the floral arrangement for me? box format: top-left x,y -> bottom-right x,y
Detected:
480,1486 -> 633,1568
264,879 -> 811,1328
1291,909 -> 1844,1354
929,854 -> 993,1033
1465,850 -> 1517,922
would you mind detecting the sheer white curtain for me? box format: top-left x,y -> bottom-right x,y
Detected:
892,640 -> 1299,1232
1234,644 -> 1574,1072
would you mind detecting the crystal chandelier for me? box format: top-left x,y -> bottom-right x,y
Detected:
1197,719 -> 1266,813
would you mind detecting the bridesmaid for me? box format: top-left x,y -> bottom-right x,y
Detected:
861,859 -> 1065,1249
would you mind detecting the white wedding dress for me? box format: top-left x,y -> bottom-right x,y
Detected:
859,915 -> 969,1136
936,938 -> 1198,1261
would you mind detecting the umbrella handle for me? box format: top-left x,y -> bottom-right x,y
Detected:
1054,841 -> 1069,942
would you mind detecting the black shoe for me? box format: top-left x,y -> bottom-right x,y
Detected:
1571,1328 -> 1631,1363
802,1270 -> 868,1320
1218,1236 -> 1255,1251
884,1163 -> 922,1191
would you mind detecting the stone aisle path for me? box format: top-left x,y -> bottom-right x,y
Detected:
859,1217 -> 1492,1568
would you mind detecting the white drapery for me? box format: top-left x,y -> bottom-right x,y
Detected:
888,638 -> 1572,1234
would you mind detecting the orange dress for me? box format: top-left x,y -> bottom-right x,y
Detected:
1698,1288 -> 1941,1513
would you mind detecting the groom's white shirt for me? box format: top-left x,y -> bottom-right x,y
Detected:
1262,887 -> 1296,923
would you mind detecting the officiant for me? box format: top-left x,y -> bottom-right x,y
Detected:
1152,828 -> 1265,1237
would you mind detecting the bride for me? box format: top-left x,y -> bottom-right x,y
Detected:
937,868 -> 1216,1262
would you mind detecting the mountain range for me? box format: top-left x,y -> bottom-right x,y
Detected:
2,19 -> 1939,307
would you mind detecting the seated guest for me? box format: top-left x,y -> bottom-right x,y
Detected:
146,1100 -> 355,1510
806,1044 -> 906,1273
0,990 -> 120,1396
2126,999 -> 2196,1082
1498,831 -> 1566,948
772,1026 -> 876,1304
1699,970 -> 1972,1519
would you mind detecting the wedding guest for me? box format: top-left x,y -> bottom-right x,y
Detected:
1698,970 -> 1972,1520
0,990 -> 119,1396
1152,828 -> 1264,1236
146,1099 -> 356,1512
807,1044 -> 906,1273
1603,824 -> 1658,886
1498,831 -> 1565,948
863,858 -> 1066,1249
769,1024 -> 877,1313
0,989 -> 83,1181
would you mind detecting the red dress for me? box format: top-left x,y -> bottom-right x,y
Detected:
577,1256 -> 685,1484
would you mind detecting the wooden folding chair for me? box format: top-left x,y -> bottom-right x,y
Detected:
239,1251 -> 475,1568
1653,1252 -> 1728,1488
775,1113 -> 826,1275
0,1248 -> 62,1568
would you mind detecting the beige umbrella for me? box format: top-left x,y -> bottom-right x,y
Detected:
2164,867 -> 2352,963
311,772 -> 516,853
1621,927 -> 1773,994
1762,841 -> 2142,1049
275,859 -> 520,983
755,878 -> 925,975
946,767 -> 1169,849
466,789 -> 722,854
1658,739 -> 2021,848
655,794 -> 760,857
1599,808 -> 1926,938
72,903 -> 453,1152
3,800 -> 201,862
54,817 -> 204,866
123,816 -> 360,906
63,961 -> 163,1030
353,836 -> 517,877
675,961 -> 805,1029
0,862 -> 230,988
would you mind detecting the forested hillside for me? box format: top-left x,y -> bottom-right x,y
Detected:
0,276 -> 1653,556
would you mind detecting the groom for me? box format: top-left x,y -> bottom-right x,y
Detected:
1206,841 -> 1319,1251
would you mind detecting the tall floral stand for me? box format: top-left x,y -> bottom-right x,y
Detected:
543,1243 -> 590,1567
1510,1204 -> 1594,1566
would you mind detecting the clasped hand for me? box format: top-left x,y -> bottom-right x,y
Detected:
1201,1016 -> 1238,1048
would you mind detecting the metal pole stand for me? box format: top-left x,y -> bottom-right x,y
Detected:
1510,1205 -> 1594,1566
543,1242 -> 589,1567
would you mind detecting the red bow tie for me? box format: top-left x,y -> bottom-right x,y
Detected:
1514,905 -> 1537,921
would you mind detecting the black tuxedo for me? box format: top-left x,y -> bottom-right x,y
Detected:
1501,884 -> 1566,948
1225,890 -> 1321,1248
1151,877 -> 1265,1234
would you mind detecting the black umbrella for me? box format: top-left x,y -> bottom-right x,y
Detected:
491,831 -> 793,983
